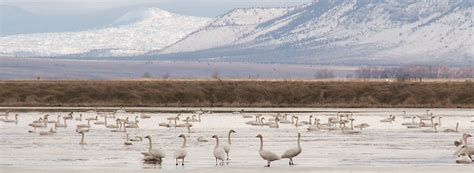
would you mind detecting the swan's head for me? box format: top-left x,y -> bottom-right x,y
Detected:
464,133 -> 472,138
211,135 -> 218,138
178,134 -> 185,138
310,115 -> 313,118
256,134 -> 263,138
144,135 -> 151,139
230,129 -> 236,133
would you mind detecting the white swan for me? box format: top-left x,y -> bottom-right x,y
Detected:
455,133 -> 472,164
307,118 -> 320,131
78,131 -> 86,145
94,116 -> 106,125
85,115 -> 98,121
256,134 -> 280,167
281,133 -> 302,165
380,115 -> 395,122
105,118 -> 118,128
219,129 -> 236,160
76,120 -> 91,128
124,133 -> 132,145
141,135 -> 166,164
187,126 -> 196,133
269,117 -> 280,128
3,114 -> 19,124
279,114 -> 291,124
444,123 -> 459,133
140,113 -> 151,119
125,121 -> 139,128
301,115 -> 313,125
56,117 -> 67,128
174,134 -> 188,165
246,115 -> 261,125
75,114 -> 82,121
211,135 -> 226,165
421,123 -> 439,133
197,136 -> 208,142
176,117 -> 192,128
39,127 -> 56,136
401,116 -> 417,126
293,116 -> 304,127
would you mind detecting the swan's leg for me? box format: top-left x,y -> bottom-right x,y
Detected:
215,158 -> 218,165
176,159 -> 178,165
226,152 -> 229,160
290,158 -> 293,165
266,160 -> 271,167
182,158 -> 184,166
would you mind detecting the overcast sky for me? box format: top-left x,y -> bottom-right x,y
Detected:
1,0 -> 312,17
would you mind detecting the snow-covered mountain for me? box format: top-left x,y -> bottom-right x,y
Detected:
155,0 -> 473,65
0,7 -> 211,57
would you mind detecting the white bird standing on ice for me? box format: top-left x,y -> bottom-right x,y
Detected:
141,135 -> 166,164
211,135 -> 226,165
219,129 -> 236,160
281,133 -> 302,165
78,131 -> 86,145
455,133 -> 472,164
174,134 -> 188,165
256,134 -> 281,167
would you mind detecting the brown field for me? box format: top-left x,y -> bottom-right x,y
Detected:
0,80 -> 473,108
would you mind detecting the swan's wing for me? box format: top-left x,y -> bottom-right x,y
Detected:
141,151 -> 151,157
453,145 -> 465,156
220,143 -> 231,152
261,150 -> 281,160
150,149 -> 166,158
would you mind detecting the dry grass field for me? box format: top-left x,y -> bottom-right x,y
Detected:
0,80 -> 473,108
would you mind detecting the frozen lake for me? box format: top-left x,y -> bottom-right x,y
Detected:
0,108 -> 473,172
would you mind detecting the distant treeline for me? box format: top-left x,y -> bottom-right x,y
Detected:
354,65 -> 474,80
0,80 -> 473,108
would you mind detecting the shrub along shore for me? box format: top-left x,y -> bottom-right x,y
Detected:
0,80 -> 472,108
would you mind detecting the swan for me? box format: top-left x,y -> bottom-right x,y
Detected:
353,123 -> 370,129
187,126 -> 196,133
340,121 -> 361,134
269,117 -> 280,128
258,117 -> 270,126
420,116 -> 436,127
444,123 -> 459,133
293,116 -> 304,127
219,129 -> 236,160
197,136 -> 208,142
380,115 -> 394,122
167,114 -> 181,121
242,114 -> 253,118
124,133 -> 133,145
401,116 -> 417,126
174,134 -> 188,165
76,120 -> 91,128
130,136 -> 143,142
105,118 -> 119,128
3,114 -> 19,124
94,116 -> 106,125
256,134 -> 280,167
47,115 -> 61,124
246,115 -> 261,125
402,110 -> 411,119
279,114 -> 291,124
455,133 -> 472,164
159,119 -> 176,127
453,133 -> 474,156
75,114 -> 82,121
421,123 -> 439,133
211,135 -> 226,165
176,117 -> 192,128
56,117 -> 67,128
111,122 -> 127,132
281,133 -> 302,165
141,135 -> 166,163
39,127 -> 56,136
301,115 -> 313,125
125,121 -> 139,128
85,115 -> 98,121
75,128 -> 89,133
64,112 -> 73,120
78,131 -> 86,145
307,118 -> 320,131
437,116 -> 442,127
140,113 -> 151,119
127,116 -> 139,125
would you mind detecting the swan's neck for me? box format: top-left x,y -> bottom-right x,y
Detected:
228,132 -> 232,145
126,133 -> 129,141
295,118 -> 299,126
350,121 -> 354,130
309,117 -> 312,125
455,123 -> 459,132
259,137 -> 263,151
105,116 -> 108,125
214,137 -> 220,149
123,122 -> 127,132
181,136 -> 187,148
64,118 -> 67,127
438,118 -> 441,127
57,116 -> 60,122
297,134 -> 301,149
148,138 -> 152,152
87,120 -> 90,126
198,114 -> 201,122
80,133 -> 85,143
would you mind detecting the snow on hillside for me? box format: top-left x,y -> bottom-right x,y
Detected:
0,7 -> 211,57
159,0 -> 473,65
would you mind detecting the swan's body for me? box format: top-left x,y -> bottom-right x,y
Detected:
39,127 -> 56,136
211,135 -> 226,165
421,123 -> 439,133
75,114 -> 82,121
380,115 -> 395,122
256,134 -> 280,167
3,114 -> 19,124
269,117 -> 279,128
124,133 -> 133,145
141,135 -> 166,163
279,114 -> 291,124
174,134 -> 187,165
455,133 -> 472,164
94,116 -> 106,125
301,115 -> 313,125
76,120 -> 91,128
85,115 -> 98,121
140,113 -> 151,119
281,133 -> 302,165
197,136 -> 208,142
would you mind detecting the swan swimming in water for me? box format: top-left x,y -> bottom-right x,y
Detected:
211,135 -> 226,165
78,131 -> 86,145
219,129 -> 236,160
281,133 -> 302,165
455,133 -> 472,164
197,136 -> 208,143
174,134 -> 188,165
443,122 -> 459,133
256,134 -> 280,167
141,135 -> 166,164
